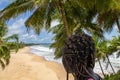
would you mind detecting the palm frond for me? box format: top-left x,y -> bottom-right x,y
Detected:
0,22 -> 8,37
97,11 -> 116,32
0,45 -> 10,69
4,34 -> 19,42
6,42 -> 19,53
50,24 -> 67,58
84,23 -> 104,38
0,0 -> 35,22
25,6 -> 47,34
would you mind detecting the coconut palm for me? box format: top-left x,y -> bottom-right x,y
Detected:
50,0 -> 104,58
0,0 -> 71,36
0,0 -> 119,42
4,34 -> 19,43
93,35 -> 120,76
95,0 -> 120,33
105,36 -> 120,73
93,36 -> 107,76
97,9 -> 120,33
81,0 -> 120,33
0,0 -> 107,36
0,0 -> 50,34
77,0 -> 120,33
0,22 -> 19,69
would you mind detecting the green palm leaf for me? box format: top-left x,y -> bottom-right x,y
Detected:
0,45 -> 10,69
0,0 -> 35,21
25,7 -> 47,34
0,22 -> 20,69
4,34 -> 19,42
0,22 -> 8,37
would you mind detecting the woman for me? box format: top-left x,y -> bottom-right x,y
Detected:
62,33 -> 102,80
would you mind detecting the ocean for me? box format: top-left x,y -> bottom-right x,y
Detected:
30,44 -> 62,64
29,44 -> 120,75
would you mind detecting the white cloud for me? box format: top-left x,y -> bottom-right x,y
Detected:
7,18 -> 26,36
6,17 -> 54,43
19,29 -> 54,43
9,19 -> 24,30
19,29 -> 40,43
0,0 -> 54,43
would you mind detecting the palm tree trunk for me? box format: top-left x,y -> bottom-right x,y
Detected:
114,15 -> 120,32
116,18 -> 120,32
58,0 -> 70,37
0,37 -> 3,45
98,59 -> 105,77
106,54 -> 116,74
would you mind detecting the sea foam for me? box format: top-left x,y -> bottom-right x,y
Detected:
30,45 -> 62,64
30,45 -> 120,75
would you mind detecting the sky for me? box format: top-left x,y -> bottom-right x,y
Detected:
0,0 -> 57,43
0,0 -> 119,43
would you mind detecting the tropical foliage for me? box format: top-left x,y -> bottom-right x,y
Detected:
94,35 -> 120,60
93,35 -> 120,77
0,22 -> 19,69
0,0 -> 105,58
104,70 -> 120,80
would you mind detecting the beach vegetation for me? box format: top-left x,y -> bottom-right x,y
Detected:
104,70 -> 120,80
0,22 -> 20,69
93,35 -> 120,77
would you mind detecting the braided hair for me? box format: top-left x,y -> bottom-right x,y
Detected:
62,33 -> 96,80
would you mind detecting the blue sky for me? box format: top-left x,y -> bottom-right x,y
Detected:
0,0 -> 119,43
0,0 -> 57,43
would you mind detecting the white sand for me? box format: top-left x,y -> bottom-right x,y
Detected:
0,47 -> 119,80
0,47 -> 74,80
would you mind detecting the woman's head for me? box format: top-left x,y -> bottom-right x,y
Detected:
62,33 -> 96,79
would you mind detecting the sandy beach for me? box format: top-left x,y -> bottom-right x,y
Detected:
0,46 -> 120,80
0,47 -> 74,80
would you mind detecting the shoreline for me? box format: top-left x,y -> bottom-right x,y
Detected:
0,47 -> 74,80
0,46 -> 119,80
30,45 -> 120,77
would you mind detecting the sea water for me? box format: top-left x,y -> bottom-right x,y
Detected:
30,44 -> 120,74
30,44 -> 62,64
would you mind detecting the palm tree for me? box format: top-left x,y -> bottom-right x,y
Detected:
0,22 -> 19,69
0,0 -> 104,58
0,0 -> 119,44
97,9 -> 120,33
77,0 -> 120,33
93,35 -> 120,76
0,0 -> 106,35
0,0 -> 71,35
93,36 -> 106,76
58,0 -> 70,37
49,0 -> 104,58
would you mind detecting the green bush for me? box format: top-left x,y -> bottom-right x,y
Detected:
104,70 -> 120,80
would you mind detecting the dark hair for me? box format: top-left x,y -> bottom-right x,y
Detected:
62,33 -> 96,80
